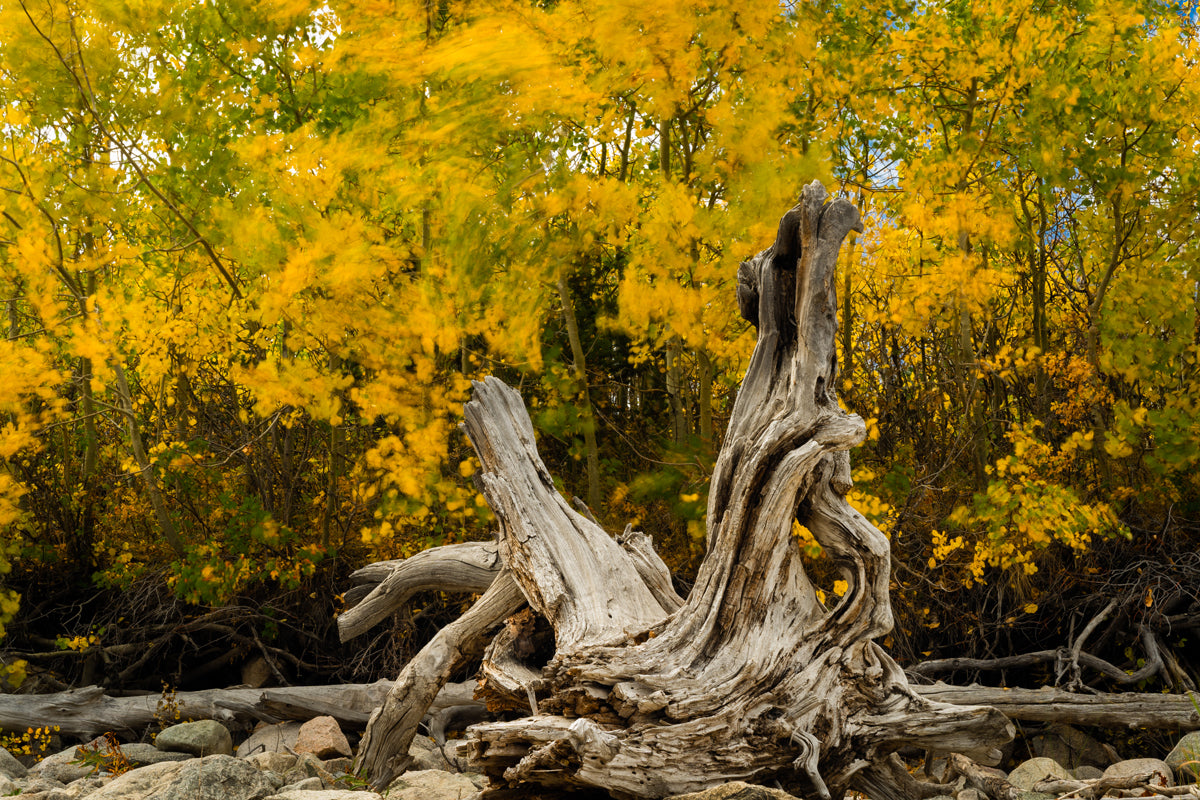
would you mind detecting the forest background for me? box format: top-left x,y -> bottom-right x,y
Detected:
1,0 -> 1199,724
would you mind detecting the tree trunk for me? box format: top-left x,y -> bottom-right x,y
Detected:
357,182 -> 1013,798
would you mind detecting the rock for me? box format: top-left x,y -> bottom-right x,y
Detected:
1031,724 -> 1112,769
1166,731 -> 1200,783
142,754 -> 277,800
1008,757 -> 1072,791
237,722 -> 303,758
278,777 -> 325,792
0,745 -> 28,778
244,751 -> 299,775
16,788 -> 73,800
30,746 -> 95,784
956,789 -> 984,800
281,753 -> 336,789
1070,765 -> 1104,781
408,734 -> 453,772
667,782 -> 803,800
119,744 -> 194,767
241,656 -> 274,689
61,775 -> 107,798
293,717 -> 351,760
321,757 -> 353,776
155,720 -> 233,757
386,769 -> 484,800
1101,757 -> 1173,789
84,762 -> 186,800
12,774 -> 67,793
265,792 -> 383,800
0,774 -> 15,795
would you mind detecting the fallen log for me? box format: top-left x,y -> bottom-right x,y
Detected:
5,679 -> 1195,745
354,182 -> 1014,799
913,683 -> 1200,730
0,680 -> 484,741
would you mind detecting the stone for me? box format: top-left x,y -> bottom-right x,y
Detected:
155,720 -> 234,757
282,753 -> 336,789
1070,765 -> 1104,781
1101,757 -> 1173,789
956,789 -> 984,800
241,656 -> 274,689
12,774 -> 67,793
237,722 -> 303,758
408,734 -> 453,772
141,754 -> 277,800
667,782 -> 803,800
30,746 -> 95,784
0,745 -> 28,778
1031,724 -> 1112,769
293,717 -> 351,760
15,788 -> 73,800
1166,731 -> 1200,783
119,743 -> 194,767
0,774 -> 14,795
244,751 -> 299,774
83,762 -> 187,800
265,792 -> 383,800
1007,757 -> 1072,792
278,777 -> 325,792
386,769 -> 484,800
321,757 -> 353,776
61,775 -> 107,798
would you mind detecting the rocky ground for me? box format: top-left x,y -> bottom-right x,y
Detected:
0,714 -> 1197,800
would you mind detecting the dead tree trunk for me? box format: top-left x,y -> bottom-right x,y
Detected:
355,182 -> 1013,798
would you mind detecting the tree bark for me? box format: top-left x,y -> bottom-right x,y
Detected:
350,182 -> 1011,799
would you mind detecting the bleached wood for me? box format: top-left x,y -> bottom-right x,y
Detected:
338,541 -> 501,641
447,183 -> 1013,798
462,376 -> 675,651
914,683 -> 1200,730
0,682 -> 396,739
353,569 -> 524,790
348,183 -> 1014,798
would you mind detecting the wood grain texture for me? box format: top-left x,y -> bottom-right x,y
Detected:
359,183 -> 1013,798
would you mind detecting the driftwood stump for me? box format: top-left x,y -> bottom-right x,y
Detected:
353,182 -> 1013,798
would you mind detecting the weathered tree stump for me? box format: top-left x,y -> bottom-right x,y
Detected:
354,182 -> 1013,798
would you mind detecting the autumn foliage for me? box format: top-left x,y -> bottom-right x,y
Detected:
1,0 -> 1198,690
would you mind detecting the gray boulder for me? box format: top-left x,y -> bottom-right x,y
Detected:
265,792 -> 383,800
120,744 -> 194,767
408,734 -> 453,772
244,751 -> 298,775
386,769 -> 483,800
143,754 -> 277,800
0,745 -> 28,778
667,782 -> 803,800
237,722 -> 303,758
1166,731 -> 1200,783
281,753 -> 336,789
155,721 -> 233,757
1008,757 -> 1072,791
29,746 -> 94,784
76,762 -> 186,800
